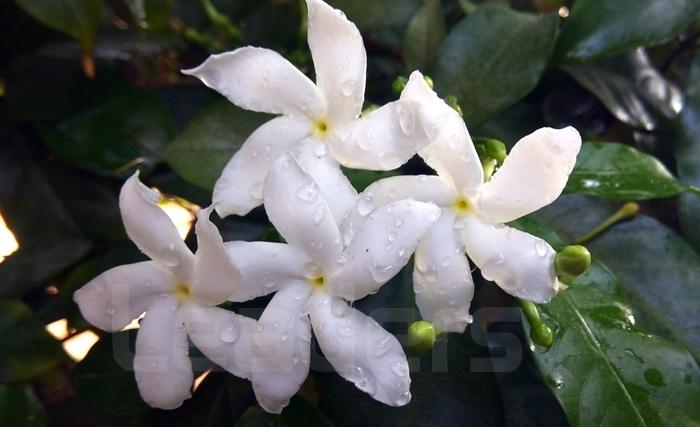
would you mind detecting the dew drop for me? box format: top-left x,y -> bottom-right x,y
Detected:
535,240 -> 549,257
313,143 -> 327,158
218,317 -> 239,343
296,183 -> 319,202
281,332 -> 289,342
338,325 -> 355,337
357,194 -> 375,216
159,243 -> 181,267
249,182 -> 264,201
395,390 -> 411,406
106,303 -> 117,315
341,78 -> 355,96
396,104 -> 415,136
331,298 -> 351,317
392,361 -> 409,377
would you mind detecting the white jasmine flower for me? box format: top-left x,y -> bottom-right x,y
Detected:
73,173 -> 256,409
342,78 -> 582,333
183,0 -> 431,221
225,152 -> 440,413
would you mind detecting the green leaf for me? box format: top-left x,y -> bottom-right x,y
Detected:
535,194 -> 700,361
341,168 -> 398,192
0,383 -> 48,427
0,300 -> 65,383
515,217 -> 700,426
72,331 -> 150,419
676,56 -> 700,252
433,6 -> 558,127
564,49 -> 683,131
159,100 -> 269,190
402,0 -> 446,71
39,86 -> 176,176
555,0 -> 700,63
328,0 -> 421,46
235,396 -> 333,427
565,142 -> 687,200
0,136 -> 91,299
14,0 -> 102,53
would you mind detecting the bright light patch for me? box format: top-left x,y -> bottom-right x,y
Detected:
193,369 -> 212,391
63,330 -> 100,362
0,213 -> 19,263
121,312 -> 145,331
558,6 -> 569,18
154,190 -> 199,239
46,318 -> 70,340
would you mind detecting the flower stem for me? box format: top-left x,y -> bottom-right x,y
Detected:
687,185 -> 700,197
574,202 -> 639,245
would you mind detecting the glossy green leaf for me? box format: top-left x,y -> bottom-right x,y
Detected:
14,0 -> 102,53
676,56 -> 700,252
433,6 -> 557,127
0,136 -> 91,299
341,168 -> 398,192
0,300 -> 65,383
555,0 -> 700,63
235,396 -> 333,427
402,0 -> 446,71
72,331 -> 150,419
515,217 -> 700,426
328,0 -> 421,46
565,142 -> 687,200
535,194 -> 700,361
39,86 -> 176,176
159,100 -> 269,190
564,50 -> 683,131
0,383 -> 47,427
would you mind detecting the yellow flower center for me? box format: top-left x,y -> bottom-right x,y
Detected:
453,196 -> 472,216
309,275 -> 326,290
312,117 -> 331,139
174,282 -> 191,302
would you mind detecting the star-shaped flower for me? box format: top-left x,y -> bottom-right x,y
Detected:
342,79 -> 582,333
73,173 -> 256,409
224,152 -> 440,413
183,0 -> 431,222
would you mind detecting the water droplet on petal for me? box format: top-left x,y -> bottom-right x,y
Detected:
357,193 -> 375,216
341,78 -> 355,96
313,143 -> 327,157
535,240 -> 549,257
395,390 -> 411,406
313,206 -> 326,225
338,325 -> 355,337
249,182 -> 264,201
106,303 -> 117,315
218,317 -> 239,343
296,182 -> 319,202
331,298 -> 351,317
481,254 -> 505,282
396,104 -> 415,136
159,243 -> 181,267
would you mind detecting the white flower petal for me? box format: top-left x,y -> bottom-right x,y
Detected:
225,241 -> 310,302
329,200 -> 441,301
326,100 -> 427,170
417,108 -> 483,196
306,0 -> 366,123
119,172 -> 194,280
183,304 -> 257,379
133,297 -> 192,410
190,206 -> 241,306
309,293 -> 411,407
459,216 -> 558,303
477,127 -> 582,223
295,138 -> 358,223
341,175 -> 455,246
73,261 -> 175,332
182,47 -> 325,118
264,153 -> 343,272
251,281 -> 312,413
213,116 -> 312,217
413,212 -> 473,333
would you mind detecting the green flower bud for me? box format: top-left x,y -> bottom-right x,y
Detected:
484,139 -> 507,164
391,75 -> 408,96
423,74 -> 434,89
445,95 -> 462,116
408,320 -> 437,352
530,321 -> 553,348
555,245 -> 591,278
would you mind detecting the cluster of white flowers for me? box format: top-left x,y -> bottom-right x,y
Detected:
74,0 -> 581,414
